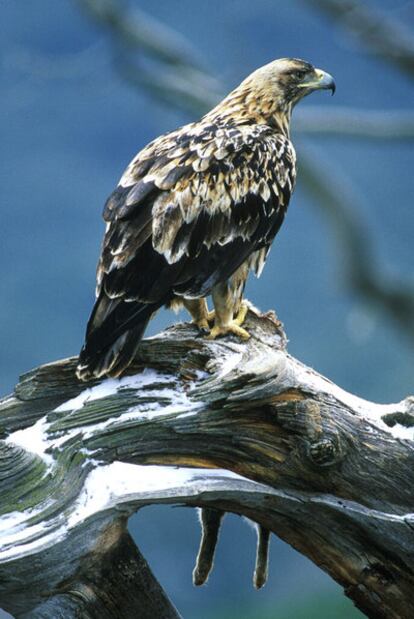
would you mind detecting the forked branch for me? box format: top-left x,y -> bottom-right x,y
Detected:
1,310 -> 414,618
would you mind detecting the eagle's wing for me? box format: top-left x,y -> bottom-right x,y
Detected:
78,122 -> 296,379
99,122 -> 296,300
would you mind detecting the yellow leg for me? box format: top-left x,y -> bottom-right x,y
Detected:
207,283 -> 250,341
183,298 -> 211,333
233,302 -> 248,327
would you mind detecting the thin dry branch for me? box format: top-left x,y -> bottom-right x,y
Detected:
76,0 -> 414,129
75,0 -> 222,112
295,107 -> 414,139
302,0 -> 414,78
299,143 -> 414,342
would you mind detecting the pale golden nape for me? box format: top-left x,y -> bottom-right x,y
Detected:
206,57 -> 335,136
77,58 -> 335,381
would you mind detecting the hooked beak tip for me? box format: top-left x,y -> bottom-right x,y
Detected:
316,69 -> 336,95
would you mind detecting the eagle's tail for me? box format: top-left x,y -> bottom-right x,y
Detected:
76,291 -> 159,381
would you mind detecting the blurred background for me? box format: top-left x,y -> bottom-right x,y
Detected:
1,0 -> 414,617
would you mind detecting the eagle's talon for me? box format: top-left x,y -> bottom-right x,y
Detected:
206,310 -> 216,324
207,323 -> 251,341
193,319 -> 210,335
234,303 -> 249,327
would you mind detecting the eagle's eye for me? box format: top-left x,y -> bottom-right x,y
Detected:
289,69 -> 307,80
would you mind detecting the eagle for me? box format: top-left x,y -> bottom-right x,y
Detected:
77,58 -> 335,381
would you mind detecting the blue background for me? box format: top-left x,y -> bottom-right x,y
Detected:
1,1 -> 413,617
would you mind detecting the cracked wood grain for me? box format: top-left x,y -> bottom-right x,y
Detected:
1,309 -> 414,618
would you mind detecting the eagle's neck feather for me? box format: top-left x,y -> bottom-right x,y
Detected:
205,88 -> 292,138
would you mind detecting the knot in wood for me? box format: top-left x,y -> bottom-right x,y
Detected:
294,400 -> 343,467
361,562 -> 395,588
307,436 -> 340,466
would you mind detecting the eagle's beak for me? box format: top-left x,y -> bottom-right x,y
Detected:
298,68 -> 336,95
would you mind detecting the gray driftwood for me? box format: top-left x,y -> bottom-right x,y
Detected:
1,309 -> 414,619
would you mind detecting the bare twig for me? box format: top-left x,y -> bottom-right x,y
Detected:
76,0 -> 203,68
114,56 -> 219,114
75,0 -> 222,112
76,0 -> 414,134
299,143 -> 414,341
295,106 -> 414,140
302,0 -> 414,78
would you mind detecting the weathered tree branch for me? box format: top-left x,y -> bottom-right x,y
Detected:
18,523 -> 181,619
1,310 -> 414,618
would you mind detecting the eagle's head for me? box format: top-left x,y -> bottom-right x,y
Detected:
218,58 -> 335,132
243,58 -> 335,106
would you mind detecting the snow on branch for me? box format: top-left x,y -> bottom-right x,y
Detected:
1,309 -> 414,618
